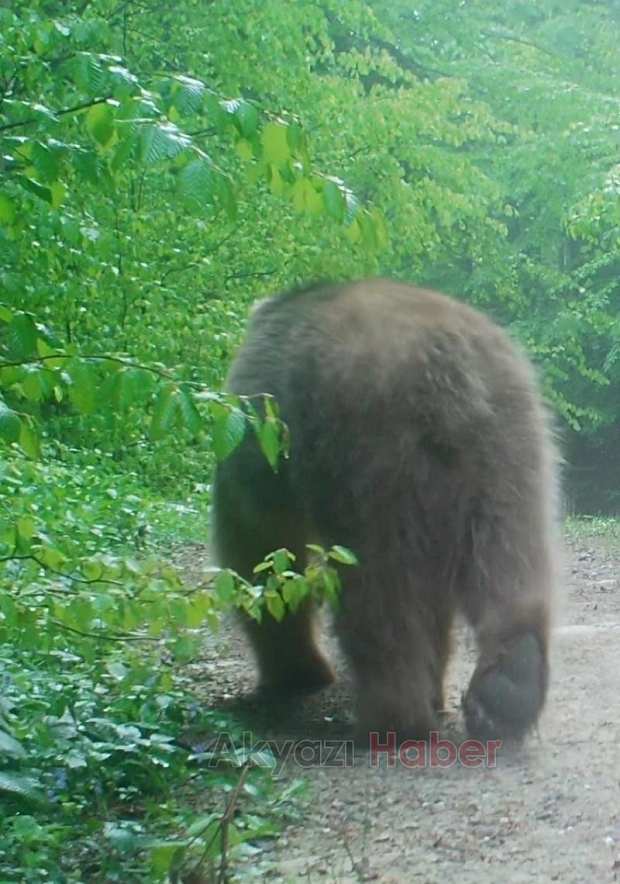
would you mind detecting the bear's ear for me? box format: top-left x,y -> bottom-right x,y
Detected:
211,278 -> 558,745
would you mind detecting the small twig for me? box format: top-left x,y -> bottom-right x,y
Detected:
223,267 -> 281,282
218,766 -> 249,883
0,353 -> 180,385
50,619 -> 161,643
0,96 -> 112,132
481,29 -> 557,58
182,766 -> 250,883
0,552 -> 125,587
0,353 -> 275,397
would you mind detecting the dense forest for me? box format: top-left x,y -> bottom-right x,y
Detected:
2,1 -> 620,881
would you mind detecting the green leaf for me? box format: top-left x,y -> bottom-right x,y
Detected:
0,403 -> 22,444
0,194 -> 16,226
214,569 -> 236,604
281,578 -> 308,609
256,419 -> 281,469
265,591 -> 285,621
149,383 -> 177,440
204,93 -> 231,134
286,122 -> 305,154
50,181 -> 66,209
215,174 -> 237,218
359,210 -> 381,251
148,842 -> 186,877
343,189 -> 359,225
178,158 -> 215,206
0,772 -> 46,805
0,729 -> 27,759
99,364 -> 152,413
272,548 -> 294,574
371,207 -> 389,248
32,141 -> 61,182
233,100 -> 260,138
36,543 -> 68,570
212,403 -> 247,459
345,216 -> 362,243
21,367 -> 54,402
36,339 -> 67,370
107,661 -> 128,680
3,312 -> 39,359
177,387 -> 202,435
113,367 -> 144,412
108,63 -> 139,90
67,360 -> 98,414
236,139 -> 255,162
172,633 -> 199,662
329,545 -> 358,566
139,123 -> 190,164
16,175 -> 52,204
292,178 -> 323,215
170,74 -> 205,115
262,122 -> 290,166
16,515 -> 36,542
323,180 -> 345,222
321,568 -> 341,606
86,103 -> 115,147
71,52 -> 105,92
18,422 -> 40,459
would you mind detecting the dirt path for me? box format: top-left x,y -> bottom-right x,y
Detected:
186,536 -> 620,883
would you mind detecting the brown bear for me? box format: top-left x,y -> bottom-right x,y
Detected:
211,279 -> 559,743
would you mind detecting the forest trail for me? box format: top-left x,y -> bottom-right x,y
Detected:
185,537 -> 620,883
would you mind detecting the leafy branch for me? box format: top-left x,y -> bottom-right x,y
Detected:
0,96 -> 113,132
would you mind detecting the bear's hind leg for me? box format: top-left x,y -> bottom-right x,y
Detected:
461,511 -> 554,742
334,568 -> 454,745
211,469 -> 334,694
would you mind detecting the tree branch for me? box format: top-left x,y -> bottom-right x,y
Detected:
0,96 -> 112,133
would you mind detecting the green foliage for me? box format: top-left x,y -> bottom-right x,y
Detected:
0,2 -> 382,384
5,0 -> 620,878
0,644 -> 301,883
0,444 -> 329,881
248,544 -> 354,622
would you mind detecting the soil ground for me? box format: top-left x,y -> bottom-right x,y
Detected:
181,533 -> 620,883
